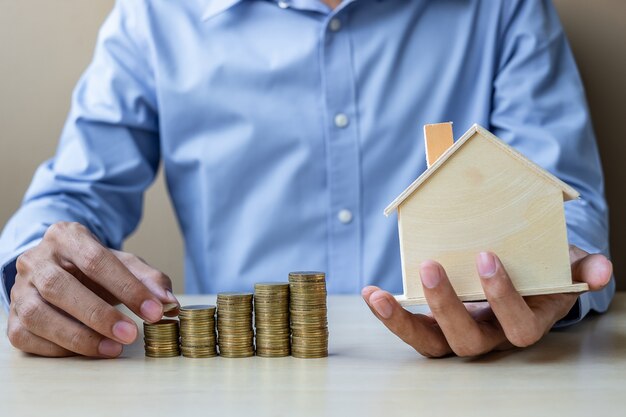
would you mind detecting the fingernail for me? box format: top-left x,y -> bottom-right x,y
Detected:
361,286 -> 376,300
98,339 -> 123,357
371,292 -> 393,319
112,321 -> 137,344
420,263 -> 441,289
478,252 -> 497,277
166,290 -> 177,303
140,299 -> 163,321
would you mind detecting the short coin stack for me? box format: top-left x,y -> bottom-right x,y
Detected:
289,271 -> 329,358
217,293 -> 255,358
143,319 -> 180,358
254,283 -> 291,357
179,305 -> 217,358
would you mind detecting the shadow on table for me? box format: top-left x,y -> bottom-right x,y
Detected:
465,311 -> 626,364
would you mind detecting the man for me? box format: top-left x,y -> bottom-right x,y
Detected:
0,0 -> 614,358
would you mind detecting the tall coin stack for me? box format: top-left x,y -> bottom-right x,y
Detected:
289,271 -> 329,358
143,319 -> 180,358
179,305 -> 217,358
254,283 -> 291,357
217,293 -> 255,358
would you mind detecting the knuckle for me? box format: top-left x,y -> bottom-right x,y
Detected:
81,246 -> 106,275
85,303 -> 111,329
9,281 -> 21,301
66,329 -> 99,355
427,302 -> 447,318
67,330 -> 89,353
67,221 -> 87,233
45,221 -> 87,242
118,279 -> 140,299
44,222 -> 68,240
509,333 -> 541,348
448,330 -> 490,358
486,289 -> 516,306
7,321 -> 26,348
507,326 -> 543,348
15,299 -> 41,328
35,269 -> 62,299
451,344 -> 482,358
420,343 -> 450,358
15,250 -> 35,275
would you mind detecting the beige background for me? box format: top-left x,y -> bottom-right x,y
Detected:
0,0 -> 624,292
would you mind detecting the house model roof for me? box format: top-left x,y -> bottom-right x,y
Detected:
384,124 -> 580,217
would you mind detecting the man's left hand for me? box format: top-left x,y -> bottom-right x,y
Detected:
362,246 -> 612,358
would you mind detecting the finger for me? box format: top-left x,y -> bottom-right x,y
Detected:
7,313 -> 74,357
44,223 -> 163,322
22,263 -> 139,345
361,286 -> 452,358
111,250 -> 179,305
12,287 -> 123,358
361,286 -> 378,303
477,252 -> 547,348
111,251 -> 180,317
420,261 -> 507,356
571,253 -> 612,291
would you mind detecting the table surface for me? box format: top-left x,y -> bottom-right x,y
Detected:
1,294 -> 625,417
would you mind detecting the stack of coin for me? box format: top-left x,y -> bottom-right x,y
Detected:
217,293 -> 255,358
179,305 -> 217,358
289,271 -> 329,358
143,319 -> 180,358
254,282 -> 290,357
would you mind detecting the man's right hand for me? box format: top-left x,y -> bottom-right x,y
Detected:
7,222 -> 179,358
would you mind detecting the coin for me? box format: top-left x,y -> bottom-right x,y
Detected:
179,305 -> 217,358
143,319 -> 180,358
254,282 -> 290,357
217,292 -> 255,358
162,302 -> 179,313
288,271 -> 329,359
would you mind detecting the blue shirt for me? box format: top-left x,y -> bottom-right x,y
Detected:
0,0 -> 615,323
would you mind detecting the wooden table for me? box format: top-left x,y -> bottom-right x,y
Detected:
1,294 -> 625,416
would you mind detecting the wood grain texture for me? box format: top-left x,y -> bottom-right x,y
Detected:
1,294 -> 625,417
384,125 -> 578,216
395,283 -> 589,306
396,129 -> 577,303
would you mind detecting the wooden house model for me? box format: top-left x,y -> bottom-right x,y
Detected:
385,123 -> 588,306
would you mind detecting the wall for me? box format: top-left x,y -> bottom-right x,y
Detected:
0,0 -> 624,292
0,0 -> 184,291
553,0 -> 626,289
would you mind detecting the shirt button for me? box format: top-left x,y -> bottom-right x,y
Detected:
338,209 -> 353,224
277,1 -> 289,9
329,18 -> 342,32
334,113 -> 349,128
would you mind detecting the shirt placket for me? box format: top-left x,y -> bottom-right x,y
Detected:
320,10 -> 361,293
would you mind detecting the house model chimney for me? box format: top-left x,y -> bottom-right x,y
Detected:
424,122 -> 454,168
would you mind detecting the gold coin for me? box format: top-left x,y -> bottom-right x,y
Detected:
163,303 -> 179,313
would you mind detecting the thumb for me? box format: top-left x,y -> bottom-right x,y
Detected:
571,253 -> 613,291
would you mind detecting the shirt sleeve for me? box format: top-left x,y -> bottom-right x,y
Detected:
490,0 -> 615,327
0,0 -> 160,311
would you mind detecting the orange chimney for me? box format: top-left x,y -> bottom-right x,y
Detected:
424,122 -> 454,168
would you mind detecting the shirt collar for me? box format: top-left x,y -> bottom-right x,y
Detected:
202,0 -> 354,20
202,0 -> 244,20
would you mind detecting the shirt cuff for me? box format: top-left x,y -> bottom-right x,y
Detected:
0,239 -> 43,313
553,295 -> 585,328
